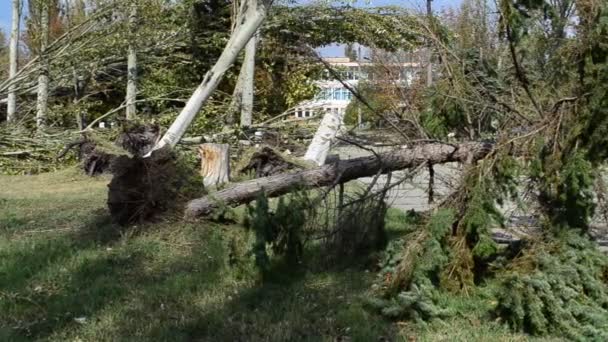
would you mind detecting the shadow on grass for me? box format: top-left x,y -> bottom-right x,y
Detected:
1,218 -> 229,340
69,208 -> 124,245
170,269 -> 395,341
1,199 -> 398,341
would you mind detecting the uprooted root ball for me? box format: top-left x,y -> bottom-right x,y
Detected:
107,147 -> 201,225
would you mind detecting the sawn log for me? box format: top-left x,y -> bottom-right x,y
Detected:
185,141 -> 494,218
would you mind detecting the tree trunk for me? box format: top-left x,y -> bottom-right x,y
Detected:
36,0 -> 50,130
149,0 -> 270,153
426,0 -> 433,87
73,68 -> 84,130
303,110 -> 345,166
125,2 -> 137,120
199,143 -> 231,188
7,0 -> 20,123
226,67 -> 244,125
186,141 -> 493,218
240,32 -> 257,128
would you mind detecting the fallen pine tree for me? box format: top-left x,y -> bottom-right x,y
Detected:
185,140 -> 494,218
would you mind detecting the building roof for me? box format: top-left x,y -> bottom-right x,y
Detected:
323,57 -> 351,63
322,57 -> 422,68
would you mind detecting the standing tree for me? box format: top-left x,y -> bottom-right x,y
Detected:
7,0 -> 21,124
240,32 -> 257,128
35,0 -> 50,130
126,1 -> 138,121
426,0 -> 433,86
344,43 -> 357,60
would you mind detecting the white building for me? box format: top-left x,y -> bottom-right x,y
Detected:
294,56 -> 422,120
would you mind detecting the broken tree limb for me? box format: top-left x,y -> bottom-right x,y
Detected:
304,110 -> 346,166
149,0 -> 273,152
185,141 -> 494,218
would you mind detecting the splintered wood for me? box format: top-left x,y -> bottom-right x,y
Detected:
199,143 -> 230,188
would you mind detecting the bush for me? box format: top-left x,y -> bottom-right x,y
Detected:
495,232 -> 608,340
368,209 -> 455,322
244,192 -> 312,274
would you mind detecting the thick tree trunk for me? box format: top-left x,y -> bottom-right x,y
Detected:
186,141 -> 494,218
303,110 -> 345,166
126,2 -> 137,120
199,143 -> 231,187
36,0 -> 50,130
7,0 -> 20,123
149,0 -> 270,153
240,32 -> 257,128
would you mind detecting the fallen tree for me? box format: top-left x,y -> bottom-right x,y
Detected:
185,141 -> 494,218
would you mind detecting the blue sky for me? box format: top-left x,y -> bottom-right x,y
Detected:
0,0 -> 462,45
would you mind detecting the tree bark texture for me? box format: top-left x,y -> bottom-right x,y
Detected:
199,143 -> 231,187
126,2 -> 137,120
7,0 -> 20,123
186,141 -> 494,218
226,66 -> 244,125
36,0 -> 50,130
240,32 -> 257,128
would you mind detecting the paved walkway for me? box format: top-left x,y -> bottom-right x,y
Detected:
332,144 -> 608,251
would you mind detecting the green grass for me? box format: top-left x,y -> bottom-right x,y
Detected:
0,169 -> 550,341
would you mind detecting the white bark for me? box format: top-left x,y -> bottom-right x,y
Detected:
304,111 -> 346,166
240,33 -> 257,127
125,2 -> 137,120
226,64 -> 244,125
7,0 -> 20,123
36,0 -> 50,130
150,0 -> 270,153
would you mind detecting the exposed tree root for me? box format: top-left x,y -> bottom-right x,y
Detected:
107,147 -> 179,225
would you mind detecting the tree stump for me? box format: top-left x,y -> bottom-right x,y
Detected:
199,143 -> 230,188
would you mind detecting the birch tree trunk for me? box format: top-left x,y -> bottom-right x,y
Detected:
240,33 -> 257,128
226,69 -> 244,125
225,0 -> 243,126
36,0 -> 50,130
149,0 -> 271,153
125,2 -> 137,120
303,110 -> 345,166
7,0 -> 20,123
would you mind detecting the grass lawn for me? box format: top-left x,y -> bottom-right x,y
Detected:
0,168 -> 554,341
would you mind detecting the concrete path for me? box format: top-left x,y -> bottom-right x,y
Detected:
332,144 -> 608,252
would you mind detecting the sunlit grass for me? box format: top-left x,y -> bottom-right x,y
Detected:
0,169 -> 548,341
